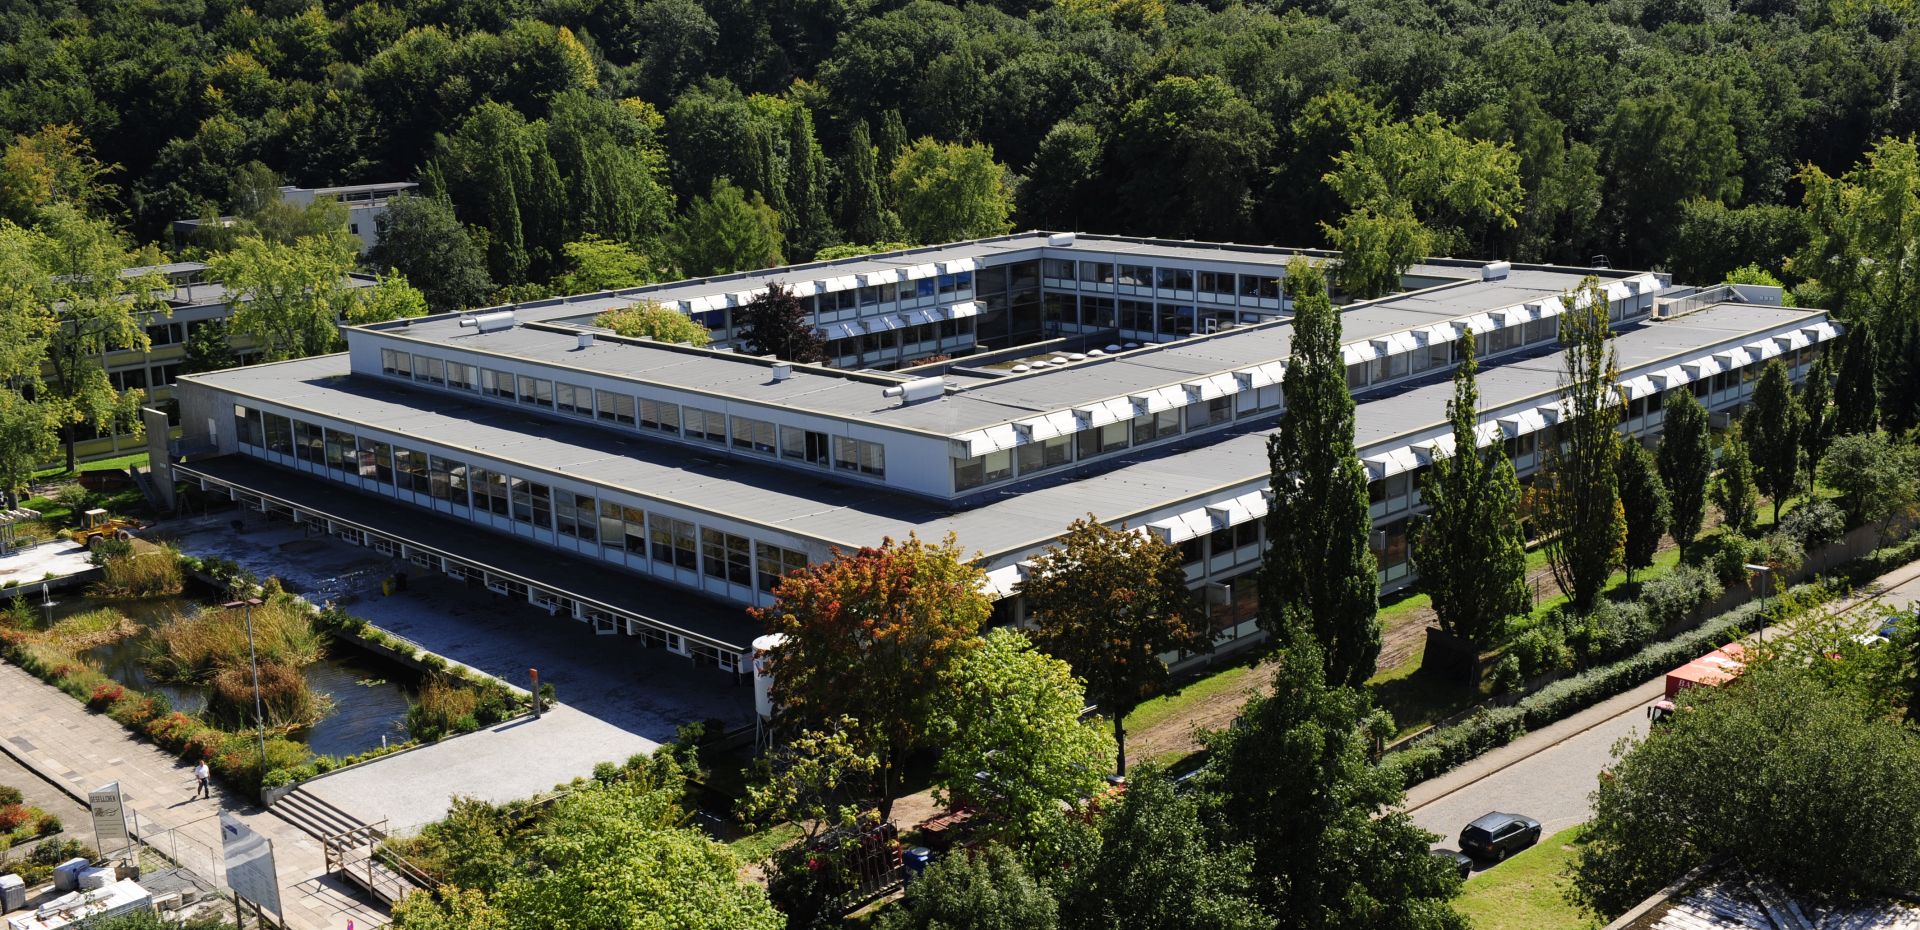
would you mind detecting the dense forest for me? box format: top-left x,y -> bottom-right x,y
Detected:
1,0 -> 1916,289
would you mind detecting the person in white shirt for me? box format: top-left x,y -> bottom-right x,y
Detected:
193,761 -> 211,799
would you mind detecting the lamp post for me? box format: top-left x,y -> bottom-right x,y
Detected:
223,596 -> 268,773
1744,563 -> 1772,643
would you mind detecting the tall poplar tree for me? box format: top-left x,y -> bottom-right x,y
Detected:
783,106 -> 837,260
876,109 -> 909,200
1618,442 -> 1670,584
1259,258 -> 1380,688
1800,349 -> 1834,485
1833,324 -> 1878,437
1538,280 -> 1625,613
1744,360 -> 1802,524
1410,329 -> 1529,660
1714,424 -> 1760,536
839,121 -> 903,246
1658,390 -> 1712,557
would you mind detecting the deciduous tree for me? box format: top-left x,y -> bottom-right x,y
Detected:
755,533 -> 988,822
1411,329 -> 1530,658
1018,517 -> 1208,774
932,628 -> 1114,840
1538,280 -> 1625,613
1325,114 -> 1524,299
668,179 -> 784,278
1658,390 -> 1712,557
1199,629 -> 1467,930
1058,767 -> 1272,930
1618,442 -> 1670,584
368,193 -> 495,314
1822,431 -> 1920,531
1107,75 -> 1273,240
593,303 -> 711,346
552,236 -> 654,294
1744,360 -> 1802,523
344,271 -> 430,326
890,138 -> 1014,245
1260,258 -> 1380,688
181,319 -> 237,375
737,283 -> 825,363
0,125 -> 113,224
877,843 -> 1057,930
207,231 -> 358,362
1573,666 -> 1920,917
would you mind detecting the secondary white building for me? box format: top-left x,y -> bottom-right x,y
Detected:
160,234 -> 1837,675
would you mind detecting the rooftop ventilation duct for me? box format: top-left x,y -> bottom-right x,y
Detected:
1047,232 -> 1076,246
576,332 -> 595,349
771,362 -> 793,382
1480,261 -> 1511,282
459,310 -> 515,333
882,376 -> 947,405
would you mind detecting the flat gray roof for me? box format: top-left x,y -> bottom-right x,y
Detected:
189,302 -> 1823,562
368,264 -> 1649,438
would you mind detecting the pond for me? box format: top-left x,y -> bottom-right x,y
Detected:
52,594 -> 418,757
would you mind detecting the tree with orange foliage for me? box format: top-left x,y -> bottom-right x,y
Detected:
754,533 -> 988,822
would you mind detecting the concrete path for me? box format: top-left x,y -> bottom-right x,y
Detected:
0,541 -> 92,590
0,660 -> 388,930
1405,557 -> 1920,875
297,704 -> 658,835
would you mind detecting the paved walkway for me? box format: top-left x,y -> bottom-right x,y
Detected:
1404,556 -> 1920,874
0,660 -> 388,930
0,541 -> 92,590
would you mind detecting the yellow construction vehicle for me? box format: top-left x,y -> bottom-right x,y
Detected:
73,508 -> 142,549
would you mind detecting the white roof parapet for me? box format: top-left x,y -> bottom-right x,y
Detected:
1341,343 -> 1379,365
1462,313 -> 1499,335
788,280 -> 819,297
948,301 -> 980,318
1474,420 -> 1505,447
1748,339 -> 1783,360
1421,322 -> 1459,344
903,262 -> 938,280
1184,373 -> 1239,400
1622,377 -> 1658,401
1603,281 -> 1634,301
1235,361 -> 1286,390
1650,365 -> 1691,388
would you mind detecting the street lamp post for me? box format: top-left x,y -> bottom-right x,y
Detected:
223,596 -> 268,773
1744,563 -> 1772,643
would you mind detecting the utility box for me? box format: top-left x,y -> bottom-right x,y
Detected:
0,873 -> 26,911
51,859 -> 90,892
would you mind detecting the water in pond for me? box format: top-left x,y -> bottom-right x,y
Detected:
55,595 -> 417,758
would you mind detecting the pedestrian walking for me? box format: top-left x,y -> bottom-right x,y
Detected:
194,761 -> 211,800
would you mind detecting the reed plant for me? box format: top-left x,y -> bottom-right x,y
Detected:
205,662 -> 327,730
406,676 -> 481,742
148,599 -> 325,682
90,546 -> 185,599
42,607 -> 136,651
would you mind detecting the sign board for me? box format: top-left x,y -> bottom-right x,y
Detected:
220,812 -> 283,919
88,783 -> 130,855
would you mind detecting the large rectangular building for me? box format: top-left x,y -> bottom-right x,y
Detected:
161,234 -> 1837,675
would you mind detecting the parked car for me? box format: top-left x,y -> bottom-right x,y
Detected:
1458,812 -> 1541,862
1432,848 -> 1474,880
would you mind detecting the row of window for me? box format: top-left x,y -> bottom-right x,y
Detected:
378,348 -> 891,480
1040,261 -> 1284,302
951,400 -> 1239,491
234,405 -> 814,593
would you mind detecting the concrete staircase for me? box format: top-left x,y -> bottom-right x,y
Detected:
269,786 -> 368,842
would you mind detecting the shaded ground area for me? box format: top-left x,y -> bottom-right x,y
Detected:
163,513 -> 755,744
0,747 -> 89,849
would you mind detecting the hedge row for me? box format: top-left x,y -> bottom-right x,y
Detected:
1383,532 -> 1920,789
1384,600 -> 1768,786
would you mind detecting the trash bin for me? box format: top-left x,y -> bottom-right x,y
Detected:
903,846 -> 934,882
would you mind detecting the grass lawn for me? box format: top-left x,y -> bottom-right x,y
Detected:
1122,652 -> 1269,736
728,821 -> 803,863
1455,825 -> 1600,930
33,450 -> 150,481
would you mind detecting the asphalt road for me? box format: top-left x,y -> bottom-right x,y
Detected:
1406,562 -> 1920,871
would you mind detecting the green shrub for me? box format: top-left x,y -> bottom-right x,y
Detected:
91,547 -> 185,598
407,677 -> 482,742
1384,706 -> 1528,786
205,662 -> 324,729
1639,565 -> 1725,630
1505,624 -> 1573,679
86,537 -> 133,565
0,786 -> 21,806
1781,499 -> 1847,549
1686,533 -> 1767,585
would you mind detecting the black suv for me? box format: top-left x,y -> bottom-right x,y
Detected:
1458,812 -> 1541,862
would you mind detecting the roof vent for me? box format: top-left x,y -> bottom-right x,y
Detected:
460,310 -> 515,333
882,376 -> 947,405
1480,261 -> 1511,282
576,332 -> 595,349
1047,232 -> 1076,247
771,362 -> 793,382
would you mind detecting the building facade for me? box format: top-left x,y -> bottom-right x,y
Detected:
162,234 -> 1837,676
171,182 -> 417,255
